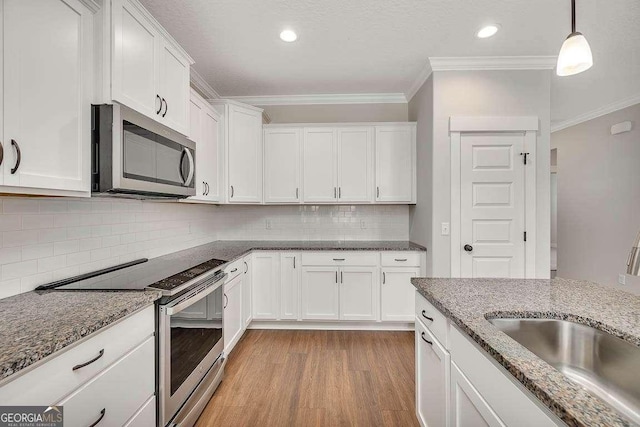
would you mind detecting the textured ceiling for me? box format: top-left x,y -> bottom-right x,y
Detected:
139,0 -> 640,124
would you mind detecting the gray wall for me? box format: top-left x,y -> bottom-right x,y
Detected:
430,70 -> 551,277
262,103 -> 408,123
408,75 -> 434,275
552,103 -> 640,294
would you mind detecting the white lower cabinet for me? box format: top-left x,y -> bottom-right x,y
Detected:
415,293 -> 560,427
451,362 -> 504,427
301,267 -> 340,320
242,255 -> 252,328
339,267 -> 378,321
280,252 -> 300,319
251,252 -> 280,319
416,320 -> 449,427
223,273 -> 243,354
381,268 -> 419,321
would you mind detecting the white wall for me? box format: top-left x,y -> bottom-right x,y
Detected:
429,70 -> 551,277
0,197 -> 408,299
262,103 -> 408,123
552,103 -> 640,294
408,75 -> 434,275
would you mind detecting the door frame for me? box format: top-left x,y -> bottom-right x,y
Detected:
450,116 -> 539,278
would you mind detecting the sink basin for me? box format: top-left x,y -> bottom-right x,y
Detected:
488,317 -> 640,423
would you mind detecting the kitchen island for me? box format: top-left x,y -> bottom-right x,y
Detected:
411,277 -> 640,427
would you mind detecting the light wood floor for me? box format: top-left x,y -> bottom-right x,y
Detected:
196,329 -> 419,427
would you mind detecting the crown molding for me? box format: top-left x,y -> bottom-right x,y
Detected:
551,94 -> 640,133
429,56 -> 557,72
406,62 -> 433,102
190,70 -> 220,100
225,93 -> 408,106
79,0 -> 101,13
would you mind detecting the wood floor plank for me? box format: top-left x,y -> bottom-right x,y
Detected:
195,329 -> 418,427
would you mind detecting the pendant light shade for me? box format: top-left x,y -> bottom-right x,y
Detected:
556,0 -> 593,76
557,32 -> 593,76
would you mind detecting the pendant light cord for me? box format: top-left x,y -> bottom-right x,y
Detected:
571,0 -> 576,33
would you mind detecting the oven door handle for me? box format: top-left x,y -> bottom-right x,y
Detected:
164,275 -> 226,316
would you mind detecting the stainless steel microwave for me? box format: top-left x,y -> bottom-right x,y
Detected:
91,103 -> 196,198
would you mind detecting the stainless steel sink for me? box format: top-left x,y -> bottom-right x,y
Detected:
488,317 -> 640,423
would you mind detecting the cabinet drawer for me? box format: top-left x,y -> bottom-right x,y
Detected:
124,396 -> 156,427
0,306 -> 154,405
301,252 -> 378,266
381,252 -> 421,267
224,259 -> 244,281
415,292 -> 448,347
59,336 -> 155,427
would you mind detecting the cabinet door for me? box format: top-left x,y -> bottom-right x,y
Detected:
200,106 -> 222,202
381,268 -> 419,322
189,96 -> 206,198
3,0 -> 92,192
264,129 -> 302,203
228,105 -> 263,203
416,322 -> 450,427
112,0 -> 159,119
251,252 -> 279,319
303,128 -> 337,203
339,267 -> 378,321
450,362 -> 505,427
300,267 -> 339,320
223,275 -> 243,354
280,253 -> 300,319
337,127 -> 373,203
375,126 -> 414,203
242,255 -> 252,328
158,40 -> 190,135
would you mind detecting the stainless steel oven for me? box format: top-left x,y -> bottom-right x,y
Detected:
92,103 -> 196,198
158,270 -> 227,426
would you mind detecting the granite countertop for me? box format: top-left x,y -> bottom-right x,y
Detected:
411,277 -> 640,427
0,290 -> 161,383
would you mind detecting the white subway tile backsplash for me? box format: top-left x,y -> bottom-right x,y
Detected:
0,197 -> 409,299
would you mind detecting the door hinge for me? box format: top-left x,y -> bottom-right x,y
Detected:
524,231 -> 527,242
520,152 -> 530,165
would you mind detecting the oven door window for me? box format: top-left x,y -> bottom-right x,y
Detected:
123,121 -> 192,187
169,287 -> 223,395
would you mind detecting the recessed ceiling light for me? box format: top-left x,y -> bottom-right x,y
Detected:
279,29 -> 298,42
476,24 -> 500,39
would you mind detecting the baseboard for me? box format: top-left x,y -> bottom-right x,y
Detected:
248,320 -> 415,331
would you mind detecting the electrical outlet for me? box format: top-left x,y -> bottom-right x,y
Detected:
265,219 -> 272,230
360,220 -> 366,229
618,274 -> 626,286
441,222 -> 450,236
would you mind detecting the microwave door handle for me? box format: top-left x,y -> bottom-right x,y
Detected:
180,147 -> 195,187
164,275 -> 226,316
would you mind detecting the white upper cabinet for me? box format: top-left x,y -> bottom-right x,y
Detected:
375,125 -> 416,203
1,0 -> 94,195
337,127 -> 373,203
185,90 -> 221,203
211,100 -> 263,203
264,128 -> 302,203
109,0 -> 192,135
303,128 -> 337,203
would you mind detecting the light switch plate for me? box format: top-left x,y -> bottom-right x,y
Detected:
265,219 -> 272,230
618,274 -> 626,285
360,220 -> 366,229
441,222 -> 450,236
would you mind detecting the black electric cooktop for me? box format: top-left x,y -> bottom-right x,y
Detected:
146,258 -> 226,292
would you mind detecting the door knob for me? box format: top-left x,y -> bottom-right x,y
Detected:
464,244 -> 473,252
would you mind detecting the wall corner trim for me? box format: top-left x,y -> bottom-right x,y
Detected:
224,93 -> 408,106
406,62 -> 433,102
429,56 -> 557,72
551,94 -> 640,133
190,69 -> 221,100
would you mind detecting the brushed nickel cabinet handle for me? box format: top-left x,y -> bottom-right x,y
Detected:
296,188 -> 299,199
333,258 -> 345,261
340,271 -> 343,283
11,140 -> 21,174
334,187 -> 337,198
230,185 -> 234,198
335,271 -> 338,283
244,261 -> 248,274
72,349 -> 104,371
293,257 -> 296,269
383,272 -> 386,284
88,408 -> 106,427
395,258 -> 408,262
376,186 -> 380,198
338,187 -> 341,198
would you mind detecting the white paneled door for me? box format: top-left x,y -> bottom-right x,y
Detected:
460,133 -> 526,278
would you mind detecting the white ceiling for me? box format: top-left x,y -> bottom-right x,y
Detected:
139,0 -> 640,125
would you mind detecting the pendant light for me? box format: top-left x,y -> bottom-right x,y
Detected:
556,0 -> 593,76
